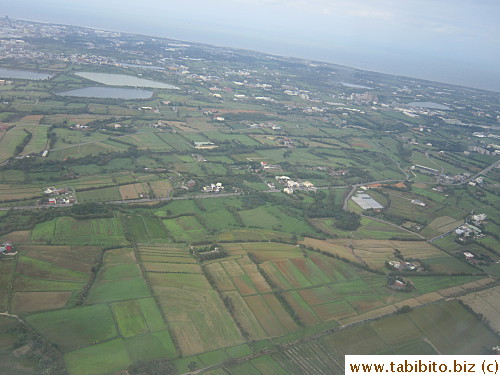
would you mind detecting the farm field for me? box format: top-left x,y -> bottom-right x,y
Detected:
460,286 -> 500,334
5,245 -> 101,313
139,244 -> 244,355
76,186 -> 122,203
311,216 -> 419,240
0,125 -> 29,162
86,247 -> 150,304
221,300 -> 498,375
162,215 -> 209,243
0,185 -> 41,202
30,215 -> 127,246
0,20 -> 499,375
25,246 -> 177,375
300,237 -> 477,274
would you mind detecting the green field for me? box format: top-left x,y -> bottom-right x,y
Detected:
0,25 -> 499,375
27,304 -> 118,351
31,216 -> 127,246
64,339 -> 132,375
162,215 -> 209,243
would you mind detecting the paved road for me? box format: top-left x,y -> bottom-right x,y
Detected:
428,223 -> 464,242
49,132 -> 146,152
447,159 -> 500,186
0,179 -> 403,211
360,214 -> 426,239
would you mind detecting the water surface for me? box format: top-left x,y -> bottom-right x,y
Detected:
75,72 -> 179,89
0,67 -> 53,80
407,101 -> 450,110
341,82 -> 372,89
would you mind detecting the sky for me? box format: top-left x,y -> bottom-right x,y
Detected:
3,0 -> 500,92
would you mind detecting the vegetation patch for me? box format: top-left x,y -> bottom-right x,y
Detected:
64,338 -> 131,375
27,304 -> 118,352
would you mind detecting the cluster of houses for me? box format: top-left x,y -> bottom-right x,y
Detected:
437,173 -> 468,185
202,182 -> 224,193
0,241 -> 15,255
455,223 -> 483,240
468,176 -> 485,187
387,260 -> 422,271
275,136 -> 295,148
194,141 -> 218,150
412,161 -> 475,187
470,213 -> 486,226
462,250 -> 493,266
275,176 -> 315,194
42,186 -> 76,205
70,124 -> 90,130
246,122 -> 281,131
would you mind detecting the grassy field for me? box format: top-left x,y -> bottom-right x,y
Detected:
64,339 -> 132,375
311,217 -> 419,239
0,126 -> 28,162
86,248 -> 150,304
300,237 -> 477,274
239,205 -> 316,235
0,259 -> 14,311
138,244 -> 244,355
1,46 -> 499,375
7,245 -> 100,312
25,245 -> 178,375
460,286 -> 500,334
162,215 -> 209,243
27,304 -> 118,351
221,299 -> 498,374
76,186 -> 122,203
30,215 -> 127,246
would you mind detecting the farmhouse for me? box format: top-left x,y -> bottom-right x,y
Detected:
203,182 -> 224,193
303,181 -> 315,190
0,242 -> 14,254
455,224 -> 482,239
471,213 -> 486,225
275,176 -> 291,182
194,141 -> 218,150
388,260 -> 420,271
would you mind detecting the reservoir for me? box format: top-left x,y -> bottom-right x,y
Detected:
75,72 -> 179,89
407,101 -> 450,110
0,67 -> 53,80
341,82 -> 372,89
56,87 -> 153,99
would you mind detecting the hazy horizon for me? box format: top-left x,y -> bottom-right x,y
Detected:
2,0 -> 500,92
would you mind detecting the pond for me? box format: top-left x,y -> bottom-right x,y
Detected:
407,101 -> 450,110
56,87 -> 153,99
75,72 -> 179,89
0,67 -> 53,80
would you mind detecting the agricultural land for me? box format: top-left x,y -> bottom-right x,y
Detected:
0,17 -> 498,375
